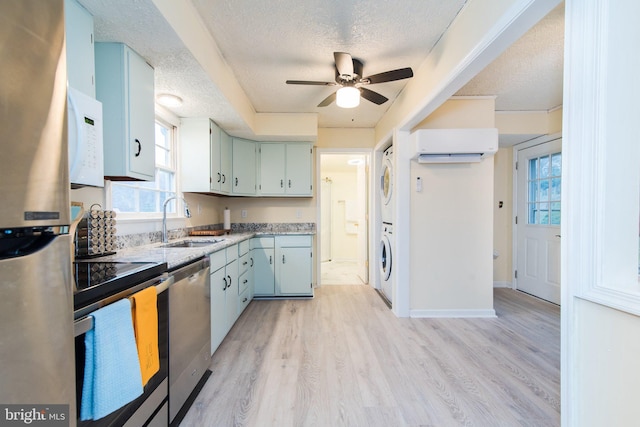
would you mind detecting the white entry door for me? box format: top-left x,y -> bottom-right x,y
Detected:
516,138 -> 562,304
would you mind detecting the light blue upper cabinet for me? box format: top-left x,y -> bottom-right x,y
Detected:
220,130 -> 233,194
180,118 -> 220,193
232,138 -> 257,195
285,143 -> 313,196
95,43 -> 155,181
259,142 -> 313,197
65,0 -> 95,97
259,143 -> 286,194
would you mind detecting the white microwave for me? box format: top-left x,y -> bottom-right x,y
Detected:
68,86 -> 103,187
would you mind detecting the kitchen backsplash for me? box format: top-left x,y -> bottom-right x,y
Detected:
114,222 -> 316,249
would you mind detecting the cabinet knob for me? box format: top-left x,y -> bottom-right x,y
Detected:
222,174 -> 226,184
288,179 -> 291,188
217,172 -> 221,183
223,277 -> 227,290
242,297 -> 248,303
227,275 -> 232,285
134,139 -> 141,157
250,257 -> 254,267
280,179 -> 283,188
235,177 -> 238,186
269,255 -> 272,264
282,254 -> 286,264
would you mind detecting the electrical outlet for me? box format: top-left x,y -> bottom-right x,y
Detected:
241,209 -> 247,218
296,209 -> 302,218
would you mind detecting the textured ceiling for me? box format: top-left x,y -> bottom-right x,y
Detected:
456,3 -> 564,112
77,0 -> 564,139
191,0 -> 467,128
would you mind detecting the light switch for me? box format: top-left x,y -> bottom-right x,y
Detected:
241,209 -> 247,218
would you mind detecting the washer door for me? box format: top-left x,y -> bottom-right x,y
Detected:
380,158 -> 393,206
379,233 -> 392,281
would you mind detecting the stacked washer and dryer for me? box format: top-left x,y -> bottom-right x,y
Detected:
379,145 -> 394,304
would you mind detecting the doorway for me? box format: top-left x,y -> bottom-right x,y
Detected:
319,153 -> 369,285
515,137 -> 562,304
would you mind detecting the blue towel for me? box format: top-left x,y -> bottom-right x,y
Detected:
80,299 -> 144,421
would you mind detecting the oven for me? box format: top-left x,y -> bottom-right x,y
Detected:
73,261 -> 170,427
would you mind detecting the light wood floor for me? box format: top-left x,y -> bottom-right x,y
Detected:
181,286 -> 560,427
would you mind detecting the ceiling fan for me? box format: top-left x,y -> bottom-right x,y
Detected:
286,52 -> 414,108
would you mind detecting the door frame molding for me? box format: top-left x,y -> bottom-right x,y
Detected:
512,132 -> 563,292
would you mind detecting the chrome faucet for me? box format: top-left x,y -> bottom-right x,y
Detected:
162,196 -> 191,243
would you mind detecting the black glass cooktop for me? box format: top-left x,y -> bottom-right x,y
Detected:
73,261 -> 167,310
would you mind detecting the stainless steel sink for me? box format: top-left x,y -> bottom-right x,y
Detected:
159,239 -> 224,248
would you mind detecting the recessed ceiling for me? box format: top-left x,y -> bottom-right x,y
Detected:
78,0 -> 564,139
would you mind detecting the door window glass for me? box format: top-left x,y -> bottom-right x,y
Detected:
528,152 -> 562,225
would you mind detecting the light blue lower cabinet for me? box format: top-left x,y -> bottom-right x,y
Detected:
209,244 -> 240,355
252,235 -> 313,297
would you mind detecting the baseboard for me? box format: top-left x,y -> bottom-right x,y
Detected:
410,309 -> 497,318
493,281 -> 512,288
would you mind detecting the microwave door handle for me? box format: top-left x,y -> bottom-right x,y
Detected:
67,90 -> 85,180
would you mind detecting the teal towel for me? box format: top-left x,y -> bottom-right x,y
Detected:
80,299 -> 143,420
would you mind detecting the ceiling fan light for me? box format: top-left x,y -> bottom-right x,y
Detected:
336,87 -> 360,108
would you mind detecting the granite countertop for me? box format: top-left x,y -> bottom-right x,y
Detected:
99,230 -> 314,270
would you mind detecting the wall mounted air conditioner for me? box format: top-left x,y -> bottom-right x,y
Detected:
411,128 -> 498,163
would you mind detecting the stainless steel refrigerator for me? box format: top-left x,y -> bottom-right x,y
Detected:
0,0 -> 76,422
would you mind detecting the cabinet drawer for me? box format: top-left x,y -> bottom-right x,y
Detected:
251,237 -> 274,249
226,244 -> 238,263
238,252 -> 250,275
209,249 -> 226,272
276,235 -> 312,247
238,286 -> 251,315
238,239 -> 250,256
238,270 -> 250,295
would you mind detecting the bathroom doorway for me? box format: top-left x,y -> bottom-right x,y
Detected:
319,152 -> 369,285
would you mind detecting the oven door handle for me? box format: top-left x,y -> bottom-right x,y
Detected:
74,275 -> 173,337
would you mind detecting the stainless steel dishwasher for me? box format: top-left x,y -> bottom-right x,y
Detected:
168,257 -> 211,424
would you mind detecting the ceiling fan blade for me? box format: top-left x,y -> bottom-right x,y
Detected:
364,67 -> 414,84
334,52 -> 354,77
317,92 -> 337,107
360,87 -> 388,105
286,80 -> 336,86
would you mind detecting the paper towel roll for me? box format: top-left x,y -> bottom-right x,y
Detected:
223,208 -> 231,230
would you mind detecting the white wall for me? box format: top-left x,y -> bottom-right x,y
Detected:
493,146 -> 513,286
326,171 -> 359,262
409,160 -> 495,315
406,98 -> 496,317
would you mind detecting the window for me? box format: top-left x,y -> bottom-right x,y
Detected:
528,152 -> 561,225
111,119 -> 177,215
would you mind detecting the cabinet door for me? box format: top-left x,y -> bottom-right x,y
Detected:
210,121 -> 222,192
278,246 -> 313,295
259,143 -> 285,195
97,43 -> 155,180
232,138 -> 256,195
180,118 -> 212,192
286,144 -> 313,195
225,260 -> 239,328
220,130 -> 232,194
253,247 -> 275,296
127,47 -> 155,179
65,0 -> 95,97
210,266 -> 227,355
